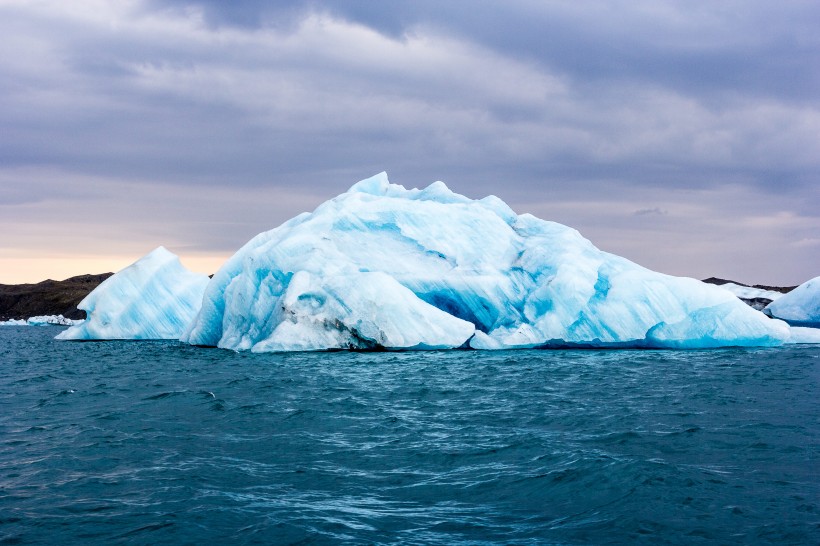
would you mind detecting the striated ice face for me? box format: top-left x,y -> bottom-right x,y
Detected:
765,276 -> 820,327
56,246 -> 209,340
180,172 -> 793,351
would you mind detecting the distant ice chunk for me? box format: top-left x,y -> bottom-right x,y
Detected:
56,247 -> 209,340
713,282 -> 784,302
764,276 -> 820,327
1,315 -> 83,326
181,172 -> 791,351
0,318 -> 27,326
28,315 -> 83,326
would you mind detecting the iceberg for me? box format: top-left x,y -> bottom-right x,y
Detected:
57,247 -> 209,340
764,276 -> 820,327
1,315 -> 83,326
27,315 -> 83,326
709,281 -> 785,311
714,282 -> 784,303
181,173 -> 792,351
0,318 -> 27,326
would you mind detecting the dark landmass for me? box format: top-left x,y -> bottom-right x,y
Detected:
701,277 -> 797,311
0,273 -> 113,321
701,277 -> 797,294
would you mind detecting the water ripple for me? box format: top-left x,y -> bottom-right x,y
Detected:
0,328 -> 818,544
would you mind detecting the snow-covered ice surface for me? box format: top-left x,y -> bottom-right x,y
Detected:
182,173 -> 795,351
715,283 -> 784,302
0,319 -> 27,326
57,247 -> 209,340
786,327 -> 820,344
765,276 -> 820,327
1,315 -> 83,326
27,315 -> 83,326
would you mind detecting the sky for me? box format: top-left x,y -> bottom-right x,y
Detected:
1,0 -> 818,286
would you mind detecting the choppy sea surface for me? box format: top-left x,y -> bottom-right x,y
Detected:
1,327 -> 818,545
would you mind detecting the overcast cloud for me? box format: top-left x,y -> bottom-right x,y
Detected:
0,0 -> 818,284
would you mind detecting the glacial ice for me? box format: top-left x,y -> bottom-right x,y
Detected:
248,271 -> 475,352
56,247 -> 209,340
181,173 -> 794,351
714,283 -> 784,302
764,276 -> 820,327
0,319 -> 26,326
0,315 -> 83,326
786,326 -> 820,344
27,315 -> 83,326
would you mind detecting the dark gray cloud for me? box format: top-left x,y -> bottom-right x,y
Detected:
0,0 -> 817,284
152,0 -> 820,101
633,207 -> 667,217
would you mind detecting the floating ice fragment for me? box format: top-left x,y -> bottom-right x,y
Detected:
56,247 -> 209,340
764,276 -> 820,327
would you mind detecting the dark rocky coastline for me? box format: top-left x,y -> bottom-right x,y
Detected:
701,277 -> 797,311
0,273 -> 113,321
701,277 -> 797,294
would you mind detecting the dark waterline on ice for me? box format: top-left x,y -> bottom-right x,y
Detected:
1,327 -> 818,544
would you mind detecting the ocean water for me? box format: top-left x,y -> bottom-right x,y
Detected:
1,327 -> 818,545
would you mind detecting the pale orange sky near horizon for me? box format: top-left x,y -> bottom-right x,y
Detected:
0,253 -> 232,285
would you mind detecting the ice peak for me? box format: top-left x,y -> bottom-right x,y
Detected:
347,172 -> 393,196
134,245 -> 175,265
125,246 -> 185,278
346,172 -> 472,207
417,180 -> 468,204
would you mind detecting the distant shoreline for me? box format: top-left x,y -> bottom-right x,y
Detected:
0,273 -> 113,321
700,277 -> 796,294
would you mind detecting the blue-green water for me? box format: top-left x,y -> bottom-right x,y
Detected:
1,327 -> 818,545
